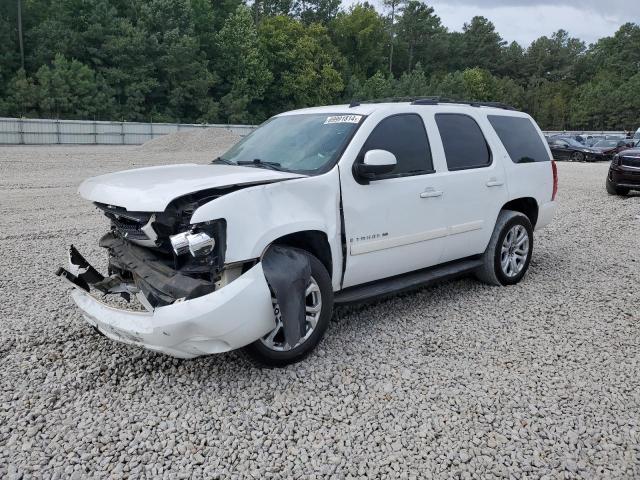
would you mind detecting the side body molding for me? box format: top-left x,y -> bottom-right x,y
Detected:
191,168 -> 344,291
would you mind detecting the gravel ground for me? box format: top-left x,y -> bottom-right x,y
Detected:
1,145 -> 639,479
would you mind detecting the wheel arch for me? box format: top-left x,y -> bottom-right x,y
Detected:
501,197 -> 539,228
269,230 -> 333,279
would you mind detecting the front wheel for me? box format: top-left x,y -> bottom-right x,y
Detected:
243,249 -> 333,367
475,210 -> 534,286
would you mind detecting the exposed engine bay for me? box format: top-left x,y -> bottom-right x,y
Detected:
57,188 -> 241,308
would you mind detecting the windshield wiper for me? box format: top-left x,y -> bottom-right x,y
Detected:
237,159 -> 285,171
211,156 -> 235,165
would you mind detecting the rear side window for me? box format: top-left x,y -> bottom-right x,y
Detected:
361,114 -> 433,177
435,114 -> 491,170
488,115 -> 551,163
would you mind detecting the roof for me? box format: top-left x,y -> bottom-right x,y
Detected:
278,100 -> 525,118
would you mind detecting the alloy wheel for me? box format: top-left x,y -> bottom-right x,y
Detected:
260,277 -> 322,351
500,225 -> 530,278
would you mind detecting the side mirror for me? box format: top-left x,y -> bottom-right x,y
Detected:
354,149 -> 397,180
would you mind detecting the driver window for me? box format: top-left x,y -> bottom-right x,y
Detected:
359,114 -> 434,178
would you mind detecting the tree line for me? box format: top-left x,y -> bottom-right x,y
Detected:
0,0 -> 639,130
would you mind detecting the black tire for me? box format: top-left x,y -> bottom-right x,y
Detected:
475,210 -> 534,286
243,249 -> 334,367
606,178 -> 629,196
571,152 -> 584,162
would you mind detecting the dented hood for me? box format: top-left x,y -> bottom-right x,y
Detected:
78,164 -> 304,211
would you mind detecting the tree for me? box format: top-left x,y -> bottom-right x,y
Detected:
215,6 -> 272,123
3,54 -> 115,119
258,15 -> 344,112
524,30 -> 586,82
295,0 -> 341,25
330,3 -> 386,79
383,0 -> 400,74
395,1 -> 446,73
461,16 -> 506,73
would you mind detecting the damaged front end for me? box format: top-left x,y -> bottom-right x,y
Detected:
57,189 -> 233,309
56,190 -> 277,358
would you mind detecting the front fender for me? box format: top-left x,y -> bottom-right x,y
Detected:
191,168 -> 343,289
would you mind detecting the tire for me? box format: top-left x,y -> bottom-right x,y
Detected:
606,178 -> 629,196
475,210 -> 534,286
571,152 -> 584,162
243,249 -> 334,367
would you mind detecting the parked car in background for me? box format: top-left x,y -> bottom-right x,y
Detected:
585,136 -> 602,146
547,137 -> 604,162
592,139 -> 636,160
607,148 -> 640,195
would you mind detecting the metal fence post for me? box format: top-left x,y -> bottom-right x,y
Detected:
19,118 -> 24,145
121,122 -> 125,145
93,119 -> 97,145
56,118 -> 61,144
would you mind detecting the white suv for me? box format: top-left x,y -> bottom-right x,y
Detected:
58,100 -> 558,366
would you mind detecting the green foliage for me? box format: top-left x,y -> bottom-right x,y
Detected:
258,16 -> 344,111
0,1 -> 637,130
330,4 -> 387,79
3,54 -> 115,119
215,5 -> 272,123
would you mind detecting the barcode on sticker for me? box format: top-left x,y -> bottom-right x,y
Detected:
324,115 -> 362,125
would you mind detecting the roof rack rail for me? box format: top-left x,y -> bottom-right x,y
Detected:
411,97 -> 517,110
348,96 -> 517,111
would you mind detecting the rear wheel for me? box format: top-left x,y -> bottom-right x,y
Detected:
475,210 -> 534,286
243,250 -> 333,367
571,152 -> 585,162
606,178 -> 629,196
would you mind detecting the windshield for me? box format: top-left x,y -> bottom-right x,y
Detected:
218,113 -> 363,173
594,140 -> 618,148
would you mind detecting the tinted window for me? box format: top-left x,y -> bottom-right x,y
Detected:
488,116 -> 551,163
435,114 -> 491,170
361,114 -> 433,177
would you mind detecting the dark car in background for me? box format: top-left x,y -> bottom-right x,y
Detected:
592,139 -> 636,160
607,148 -> 640,195
547,137 -> 604,162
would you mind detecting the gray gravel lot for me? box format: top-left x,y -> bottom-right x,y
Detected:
1,145 -> 639,479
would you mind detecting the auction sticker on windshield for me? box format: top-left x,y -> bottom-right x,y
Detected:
324,115 -> 362,125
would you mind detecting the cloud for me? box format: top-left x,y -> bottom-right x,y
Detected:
429,2 -> 633,46
343,0 -> 639,46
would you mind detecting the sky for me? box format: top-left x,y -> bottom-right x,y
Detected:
346,0 -> 639,46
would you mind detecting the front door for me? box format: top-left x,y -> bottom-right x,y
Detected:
339,113 -> 448,288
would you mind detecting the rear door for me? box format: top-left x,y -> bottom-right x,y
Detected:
430,112 -> 508,263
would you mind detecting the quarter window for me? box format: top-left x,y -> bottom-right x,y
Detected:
488,115 -> 551,163
360,114 -> 433,178
435,114 -> 491,170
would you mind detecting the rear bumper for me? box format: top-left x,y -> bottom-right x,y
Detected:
71,263 -> 275,358
536,201 -> 556,230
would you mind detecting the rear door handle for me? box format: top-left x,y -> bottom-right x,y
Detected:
420,188 -> 443,198
486,178 -> 504,187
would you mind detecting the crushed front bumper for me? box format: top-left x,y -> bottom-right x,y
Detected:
62,257 -> 275,359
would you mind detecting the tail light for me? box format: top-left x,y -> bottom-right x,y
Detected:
551,160 -> 558,201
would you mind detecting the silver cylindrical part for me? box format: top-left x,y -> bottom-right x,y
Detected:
169,232 -> 190,256
187,232 -> 215,257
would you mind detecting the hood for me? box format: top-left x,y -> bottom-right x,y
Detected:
592,147 -> 614,153
79,164 -> 304,211
620,148 -> 640,157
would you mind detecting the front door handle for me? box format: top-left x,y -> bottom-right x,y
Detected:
486,178 -> 504,187
420,188 -> 443,198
